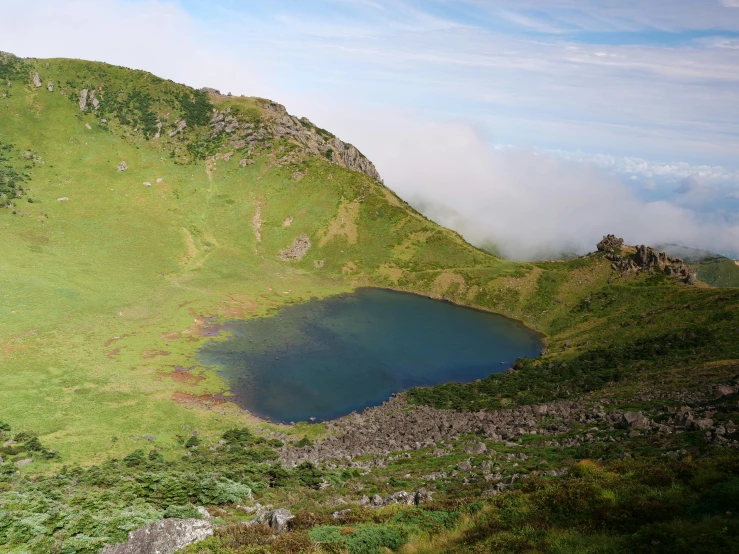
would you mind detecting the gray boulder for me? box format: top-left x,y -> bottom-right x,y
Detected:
101,518 -> 213,554
257,508 -> 294,533
622,412 -> 650,430
716,385 -> 735,398
47,81 -> 53,92
383,491 -> 415,506
691,418 -> 714,431
414,489 -> 433,505
79,89 -> 88,111
32,72 -> 41,88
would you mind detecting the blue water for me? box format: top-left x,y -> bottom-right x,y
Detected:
197,288 -> 542,423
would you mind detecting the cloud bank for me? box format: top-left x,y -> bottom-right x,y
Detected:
305,108 -> 739,260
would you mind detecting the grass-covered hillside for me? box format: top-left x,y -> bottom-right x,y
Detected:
0,52 -> 526,463
0,53 -> 738,554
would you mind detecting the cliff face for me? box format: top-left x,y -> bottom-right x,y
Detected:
205,93 -> 383,183
261,101 -> 383,183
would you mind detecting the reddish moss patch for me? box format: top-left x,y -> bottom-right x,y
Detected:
161,370 -> 205,385
172,392 -> 227,408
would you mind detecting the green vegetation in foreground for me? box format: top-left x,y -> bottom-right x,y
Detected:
0,52 -> 738,553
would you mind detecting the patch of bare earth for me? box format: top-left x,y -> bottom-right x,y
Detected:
161,370 -> 205,386
432,271 -> 467,298
378,263 -> 403,284
318,198 -> 359,246
279,234 -> 311,261
252,203 -> 262,243
143,350 -> 170,359
173,392 -> 226,409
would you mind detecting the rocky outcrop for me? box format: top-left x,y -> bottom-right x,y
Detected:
100,518 -> 213,554
596,234 -> 624,253
80,89 -> 99,111
329,137 -> 383,183
279,234 -> 311,261
32,72 -> 41,88
204,98 -> 383,183
169,119 -> 187,137
598,236 -> 696,284
255,508 -> 294,532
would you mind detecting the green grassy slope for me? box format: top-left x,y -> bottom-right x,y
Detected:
1,53 -> 737,464
694,258 -> 739,288
0,54 -> 528,464
1,53 -> 739,554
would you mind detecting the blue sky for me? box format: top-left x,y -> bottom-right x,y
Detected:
2,0 -> 739,257
172,0 -> 739,164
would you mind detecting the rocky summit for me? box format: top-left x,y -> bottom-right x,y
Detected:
597,234 -> 697,284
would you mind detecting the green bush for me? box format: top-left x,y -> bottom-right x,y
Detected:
185,436 -> 201,449
309,524 -> 408,554
164,504 -> 202,519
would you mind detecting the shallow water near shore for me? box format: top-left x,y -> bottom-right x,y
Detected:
197,288 -> 543,423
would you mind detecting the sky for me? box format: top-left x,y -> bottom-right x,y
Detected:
1,0 -> 738,259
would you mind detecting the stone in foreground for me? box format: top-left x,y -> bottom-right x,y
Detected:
256,508 -> 294,532
100,518 -> 213,554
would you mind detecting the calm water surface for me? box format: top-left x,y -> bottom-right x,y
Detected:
198,288 -> 542,423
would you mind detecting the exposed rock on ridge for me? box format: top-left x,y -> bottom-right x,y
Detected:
597,234 -> 696,284
204,92 -> 383,183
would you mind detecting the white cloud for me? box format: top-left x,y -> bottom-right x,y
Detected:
553,151 -> 739,188
287,100 -> 739,259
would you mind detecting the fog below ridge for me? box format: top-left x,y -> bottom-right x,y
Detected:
300,109 -> 739,262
